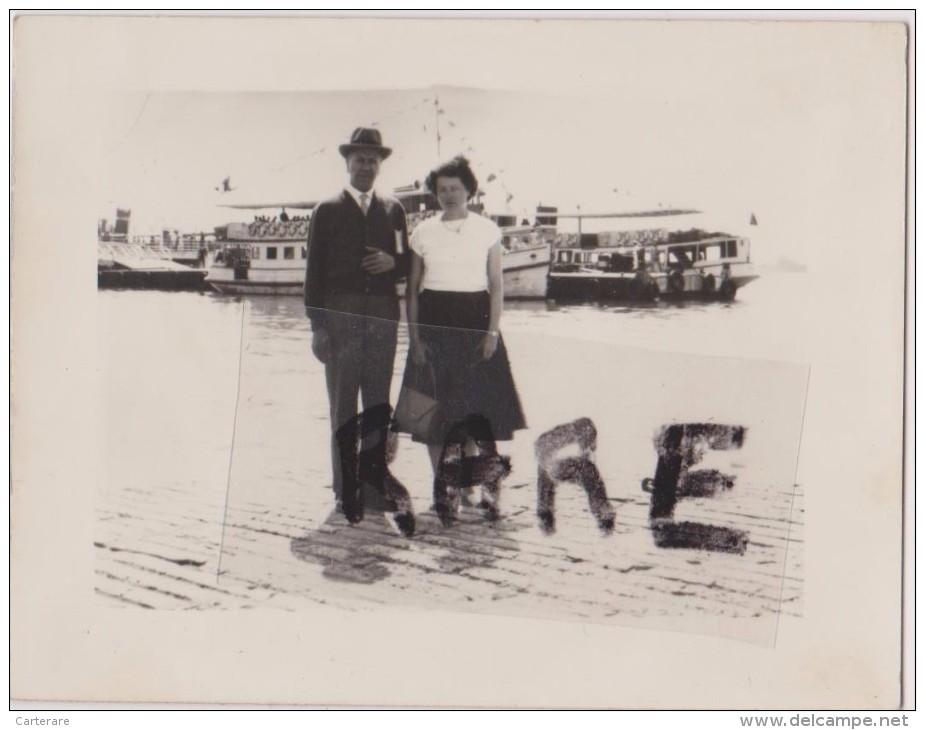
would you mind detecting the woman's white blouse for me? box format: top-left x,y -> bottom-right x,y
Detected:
409,213 -> 502,292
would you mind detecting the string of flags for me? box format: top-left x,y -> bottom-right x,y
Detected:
216,92 -> 527,209
401,92 -> 520,207
210,91 -> 752,224
272,145 -> 328,174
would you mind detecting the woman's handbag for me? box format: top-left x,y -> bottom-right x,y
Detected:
394,363 -> 439,439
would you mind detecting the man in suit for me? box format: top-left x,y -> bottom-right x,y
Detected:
305,127 -> 412,531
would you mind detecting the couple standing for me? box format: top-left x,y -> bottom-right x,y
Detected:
304,127 -> 526,535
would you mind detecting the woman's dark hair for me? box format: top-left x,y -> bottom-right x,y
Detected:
425,155 -> 479,198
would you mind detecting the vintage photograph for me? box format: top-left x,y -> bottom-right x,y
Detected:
11,14 -> 908,709
94,86 -> 808,640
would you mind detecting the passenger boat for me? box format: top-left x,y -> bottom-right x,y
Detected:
546,210 -> 759,302
206,215 -> 312,296
205,191 -> 554,298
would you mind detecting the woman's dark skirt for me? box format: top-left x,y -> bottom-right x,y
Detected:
394,290 -> 527,446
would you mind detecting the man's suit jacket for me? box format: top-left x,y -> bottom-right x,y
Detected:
304,190 -> 409,332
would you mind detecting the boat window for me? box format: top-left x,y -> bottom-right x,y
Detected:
251,246 -> 260,259
726,240 -> 738,258
608,253 -> 635,272
301,247 -> 307,259
667,247 -> 694,268
703,245 -> 724,262
284,246 -> 295,260
267,247 -> 278,260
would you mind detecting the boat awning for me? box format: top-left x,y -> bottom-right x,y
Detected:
555,208 -> 701,219
217,201 -> 317,210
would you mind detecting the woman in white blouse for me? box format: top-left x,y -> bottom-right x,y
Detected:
394,156 -> 526,524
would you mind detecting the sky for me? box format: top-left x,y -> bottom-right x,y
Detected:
95,84 -> 799,265
76,16 -> 908,267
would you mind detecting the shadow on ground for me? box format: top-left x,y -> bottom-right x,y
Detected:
290,501 -> 523,586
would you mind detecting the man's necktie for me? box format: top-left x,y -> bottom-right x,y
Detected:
359,193 -> 370,215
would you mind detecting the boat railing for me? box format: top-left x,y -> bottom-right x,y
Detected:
140,245 -> 175,260
240,220 -> 311,240
172,241 -> 205,253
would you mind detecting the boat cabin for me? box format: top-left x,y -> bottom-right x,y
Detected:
547,227 -> 753,301
651,236 -> 749,273
554,247 -> 644,273
502,225 -> 558,252
553,228 -> 749,274
247,243 -> 307,262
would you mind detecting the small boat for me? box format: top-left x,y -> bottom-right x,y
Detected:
205,192 -> 555,298
546,211 -> 759,302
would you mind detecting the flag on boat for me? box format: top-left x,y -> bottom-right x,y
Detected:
750,213 -> 758,225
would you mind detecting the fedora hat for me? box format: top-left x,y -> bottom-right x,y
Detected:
338,127 -> 392,160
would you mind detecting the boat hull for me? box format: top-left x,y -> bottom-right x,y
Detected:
547,264 -> 758,302
98,268 -> 208,291
501,246 -> 549,299
206,261 -> 303,296
209,279 -> 304,296
547,272 -> 649,301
